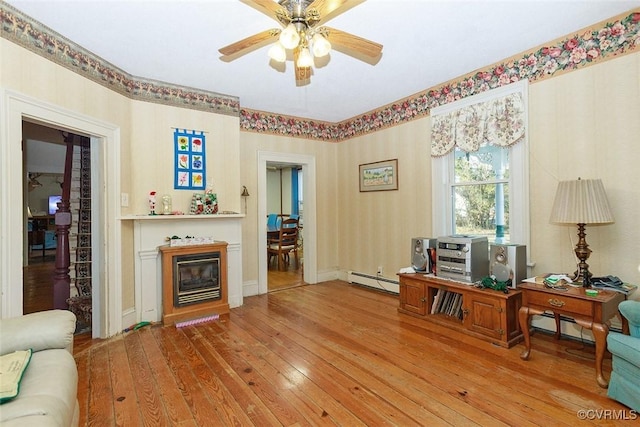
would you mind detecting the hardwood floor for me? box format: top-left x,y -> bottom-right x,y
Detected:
23,257 -> 55,314
73,281 -> 630,426
268,247 -> 304,292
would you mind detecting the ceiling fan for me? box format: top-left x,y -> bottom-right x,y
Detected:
219,0 -> 383,85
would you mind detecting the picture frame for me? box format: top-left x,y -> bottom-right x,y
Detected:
174,129 -> 206,190
359,159 -> 398,192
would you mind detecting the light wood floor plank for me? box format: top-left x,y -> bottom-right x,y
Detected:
74,281 -> 631,426
87,338 -> 115,425
179,324 -> 284,426
121,331 -> 169,426
107,336 -> 142,426
152,325 -> 228,426
136,327 -> 196,425
271,287 -> 574,425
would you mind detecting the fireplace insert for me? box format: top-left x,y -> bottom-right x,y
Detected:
173,252 -> 221,307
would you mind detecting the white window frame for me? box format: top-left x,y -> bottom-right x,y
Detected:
431,80 -> 530,252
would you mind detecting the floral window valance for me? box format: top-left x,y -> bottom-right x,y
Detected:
431,82 -> 527,157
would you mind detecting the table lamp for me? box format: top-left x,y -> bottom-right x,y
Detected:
549,178 -> 614,286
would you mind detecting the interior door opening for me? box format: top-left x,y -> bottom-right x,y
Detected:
258,151 -> 317,295
22,121 -> 96,335
266,162 -> 303,292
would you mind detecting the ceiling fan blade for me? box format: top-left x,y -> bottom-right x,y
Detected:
294,47 -> 312,86
240,0 -> 285,23
309,0 -> 365,26
219,29 -> 281,60
320,26 -> 382,63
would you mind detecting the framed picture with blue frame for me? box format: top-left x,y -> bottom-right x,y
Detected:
174,129 -> 206,190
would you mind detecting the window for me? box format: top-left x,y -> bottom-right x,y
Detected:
452,144 -> 509,242
431,80 -> 529,248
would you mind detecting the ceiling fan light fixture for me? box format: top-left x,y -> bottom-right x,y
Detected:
268,42 -> 287,62
279,23 -> 300,49
311,33 -> 331,57
297,47 -> 313,67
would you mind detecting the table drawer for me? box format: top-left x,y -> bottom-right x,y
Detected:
525,290 -> 594,316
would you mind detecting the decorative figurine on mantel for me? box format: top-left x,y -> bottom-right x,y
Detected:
189,191 -> 218,215
148,191 -> 157,215
161,194 -> 172,215
204,187 -> 218,214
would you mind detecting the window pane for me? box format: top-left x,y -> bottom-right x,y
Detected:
454,145 -> 509,183
453,183 -> 509,242
452,144 -> 510,243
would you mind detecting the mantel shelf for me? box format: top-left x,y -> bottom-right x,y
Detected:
119,213 -> 245,221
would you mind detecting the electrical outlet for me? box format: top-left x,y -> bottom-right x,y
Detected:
121,193 -> 129,207
377,266 -> 383,275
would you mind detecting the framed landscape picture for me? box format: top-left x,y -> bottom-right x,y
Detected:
359,159 -> 398,192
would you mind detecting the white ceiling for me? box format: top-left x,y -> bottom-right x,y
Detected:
6,0 -> 640,122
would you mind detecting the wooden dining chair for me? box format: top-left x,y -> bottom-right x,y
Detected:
267,218 -> 299,270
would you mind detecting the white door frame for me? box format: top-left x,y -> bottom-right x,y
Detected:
257,151 -> 317,293
1,89 -> 122,338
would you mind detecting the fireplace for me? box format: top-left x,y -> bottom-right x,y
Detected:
174,253 -> 221,307
160,242 -> 229,326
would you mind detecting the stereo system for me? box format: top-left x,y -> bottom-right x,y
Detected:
411,236 -> 527,285
411,238 -> 437,273
436,235 -> 489,283
489,243 -> 527,289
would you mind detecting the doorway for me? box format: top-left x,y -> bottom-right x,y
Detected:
2,90 -> 122,338
23,127 -> 65,316
257,151 -> 317,295
266,163 -> 303,291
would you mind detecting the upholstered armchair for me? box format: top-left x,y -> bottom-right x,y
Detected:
607,300 -> 640,411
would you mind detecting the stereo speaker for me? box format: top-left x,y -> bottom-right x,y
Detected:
411,238 -> 437,273
490,244 -> 527,288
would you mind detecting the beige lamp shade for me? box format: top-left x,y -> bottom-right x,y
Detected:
549,178 -> 614,225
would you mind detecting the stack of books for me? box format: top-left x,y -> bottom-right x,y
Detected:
431,290 -> 464,319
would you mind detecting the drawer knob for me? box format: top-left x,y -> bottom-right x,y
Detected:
548,298 -> 565,308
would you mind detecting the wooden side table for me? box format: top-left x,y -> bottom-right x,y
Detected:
518,282 -> 625,388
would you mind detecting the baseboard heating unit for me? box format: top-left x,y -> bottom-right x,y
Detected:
347,271 -> 399,294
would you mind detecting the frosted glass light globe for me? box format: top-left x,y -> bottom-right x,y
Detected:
268,43 -> 286,62
311,33 -> 331,57
297,47 -> 313,68
279,23 -> 300,49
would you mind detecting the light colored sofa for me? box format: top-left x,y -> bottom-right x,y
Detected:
0,310 -> 79,426
607,300 -> 640,412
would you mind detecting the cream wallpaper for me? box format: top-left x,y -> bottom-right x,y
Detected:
128,100 -> 241,215
528,52 -> 640,287
336,120 -> 433,278
1,37 -> 242,321
326,52 -> 640,296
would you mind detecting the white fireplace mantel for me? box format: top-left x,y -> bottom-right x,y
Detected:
121,214 -> 244,323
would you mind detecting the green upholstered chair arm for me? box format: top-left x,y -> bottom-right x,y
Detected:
619,300 -> 640,337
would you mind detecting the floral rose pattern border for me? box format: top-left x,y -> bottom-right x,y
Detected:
1,3 -> 638,142
0,2 -> 239,117
241,10 -> 639,142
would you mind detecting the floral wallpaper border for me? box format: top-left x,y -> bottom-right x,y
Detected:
241,9 -> 639,142
1,2 -> 638,142
0,2 -> 240,117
